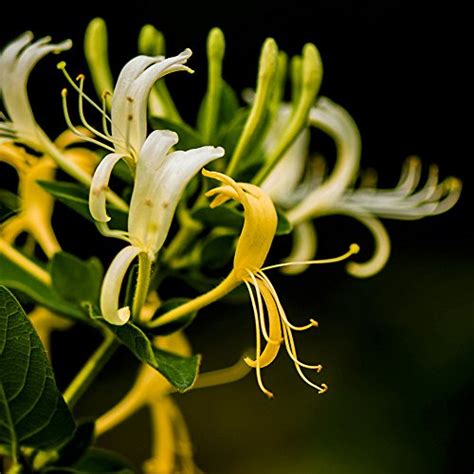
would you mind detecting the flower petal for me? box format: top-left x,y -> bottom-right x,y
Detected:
281,221 -> 317,275
128,136 -> 224,255
287,97 -> 361,224
111,49 -> 192,155
89,153 -> 125,222
100,245 -> 141,325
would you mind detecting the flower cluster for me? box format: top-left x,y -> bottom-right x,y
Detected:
0,17 -> 460,473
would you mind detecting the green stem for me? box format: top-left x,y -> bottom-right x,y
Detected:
148,273 -> 238,329
63,332 -> 119,409
132,252 -> 152,321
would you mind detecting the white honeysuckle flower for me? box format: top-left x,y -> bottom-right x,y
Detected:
0,32 -> 72,147
261,104 -> 310,206
60,48 -> 193,161
261,97 -> 461,277
91,129 -> 224,325
110,49 -> 192,157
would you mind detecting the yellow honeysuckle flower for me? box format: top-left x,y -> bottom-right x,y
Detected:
0,134 -> 98,258
150,170 -> 359,398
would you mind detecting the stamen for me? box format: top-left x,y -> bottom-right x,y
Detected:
246,269 -> 282,344
61,88 -> 115,152
256,270 -> 317,331
261,243 -> 360,271
245,278 -> 274,398
76,74 -> 115,143
283,323 -> 328,393
281,323 -> 323,370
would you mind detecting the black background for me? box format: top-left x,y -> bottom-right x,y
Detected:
1,1 -> 473,473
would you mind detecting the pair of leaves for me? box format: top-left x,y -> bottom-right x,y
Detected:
0,287 -> 75,458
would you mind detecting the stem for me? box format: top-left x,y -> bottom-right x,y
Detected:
132,252 -> 152,321
42,138 -> 129,212
148,273 -> 238,329
0,240 -> 51,285
63,332 -> 119,408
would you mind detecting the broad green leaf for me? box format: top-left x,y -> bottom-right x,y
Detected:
44,447 -> 134,473
0,287 -> 76,454
201,232 -> 236,269
149,297 -> 197,336
149,116 -> 205,150
37,180 -> 127,230
50,252 -> 103,305
92,315 -> 200,392
0,254 -> 87,322
191,205 -> 243,230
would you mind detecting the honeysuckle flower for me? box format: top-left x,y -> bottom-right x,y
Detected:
92,130 -> 224,325
60,47 -> 193,161
0,32 -> 72,148
0,135 -> 98,258
261,97 -> 461,277
150,170 -> 359,397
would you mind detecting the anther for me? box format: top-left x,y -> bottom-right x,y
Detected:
349,243 -> 360,254
317,383 -> 328,394
309,319 -> 319,327
315,364 -> 323,373
61,88 -> 68,97
76,73 -> 86,81
56,61 -> 66,70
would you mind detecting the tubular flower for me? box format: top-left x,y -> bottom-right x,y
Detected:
0,32 -> 72,148
151,170 -> 359,397
0,135 -> 98,257
59,48 -> 193,161
262,97 -> 461,277
91,129 -> 224,325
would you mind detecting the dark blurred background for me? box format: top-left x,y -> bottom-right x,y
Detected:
1,1 -> 473,473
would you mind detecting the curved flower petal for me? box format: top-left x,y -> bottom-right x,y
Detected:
111,49 -> 192,155
128,134 -> 224,256
343,213 -> 391,278
100,245 -> 141,325
1,34 -> 72,147
89,153 -> 126,222
287,97 -> 361,224
262,105 -> 310,204
281,221 -> 317,275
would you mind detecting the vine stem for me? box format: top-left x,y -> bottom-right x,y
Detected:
132,252 -> 152,321
63,332 -> 119,409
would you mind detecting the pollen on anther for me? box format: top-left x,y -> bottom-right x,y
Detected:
76,73 -> 85,81
318,383 -> 328,394
61,88 -> 68,97
309,318 -> 319,327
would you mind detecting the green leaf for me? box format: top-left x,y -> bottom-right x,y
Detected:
0,254 -> 87,322
0,189 -> 20,211
37,180 -> 127,230
216,108 -> 249,156
43,448 -> 134,473
0,286 -> 76,455
276,208 -> 293,235
50,252 -> 103,305
197,81 -> 241,137
201,232 -> 236,269
92,315 -> 200,392
149,116 -> 205,150
191,205 -> 243,230
149,298 -> 197,336
218,82 -> 240,127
